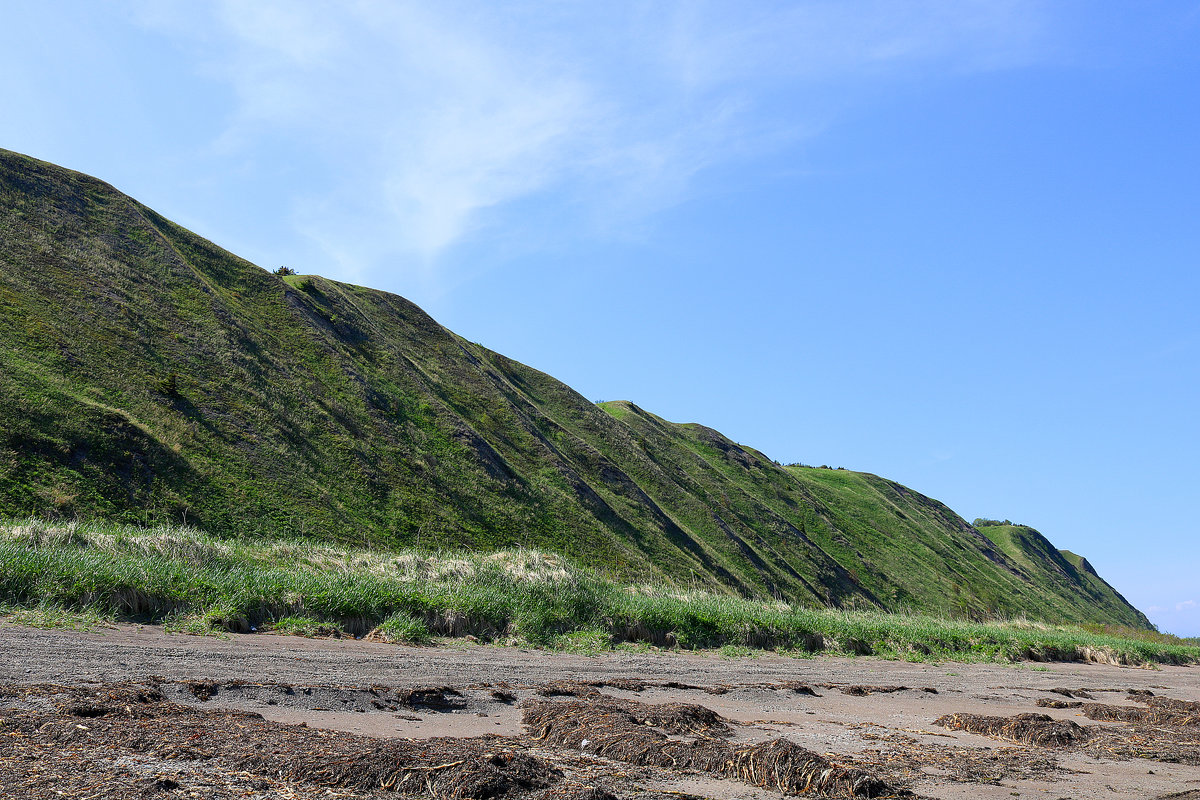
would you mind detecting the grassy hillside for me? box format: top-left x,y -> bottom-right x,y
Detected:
976,523 -> 1151,629
0,147 -> 1151,628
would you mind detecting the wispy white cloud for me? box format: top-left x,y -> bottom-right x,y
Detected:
138,0 -> 1052,280
1178,599 -> 1198,612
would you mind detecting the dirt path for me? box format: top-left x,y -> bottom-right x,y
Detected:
2,623 -> 1198,799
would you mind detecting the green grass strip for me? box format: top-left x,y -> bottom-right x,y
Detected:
2,518 -> 1197,666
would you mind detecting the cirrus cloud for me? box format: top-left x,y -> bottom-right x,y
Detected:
136,0 -> 1052,282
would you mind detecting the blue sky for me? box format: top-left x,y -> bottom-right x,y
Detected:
3,1 -> 1198,635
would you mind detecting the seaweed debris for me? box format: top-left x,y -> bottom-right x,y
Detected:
934,713 -> 1090,747
1081,702 -> 1200,727
0,682 -> 582,800
1035,699 -> 1082,709
523,695 -> 903,797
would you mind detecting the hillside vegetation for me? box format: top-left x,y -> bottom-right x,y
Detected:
975,522 -> 1146,630
3,519 -> 1193,664
0,148 -> 1151,629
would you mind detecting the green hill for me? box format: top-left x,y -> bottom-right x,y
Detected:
975,523 -> 1150,629
0,147 -> 1150,628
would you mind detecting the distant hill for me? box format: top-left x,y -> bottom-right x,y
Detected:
0,147 -> 1151,628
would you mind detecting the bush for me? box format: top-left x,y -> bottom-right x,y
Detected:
159,374 -> 179,396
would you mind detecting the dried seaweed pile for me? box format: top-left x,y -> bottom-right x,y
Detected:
1081,696 -> 1200,727
1083,725 -> 1200,766
523,695 -> 904,797
238,745 -> 559,798
550,679 -> 922,699
1072,694 -> 1200,766
535,682 -> 609,698
5,675 -> 1197,799
1146,696 -> 1200,713
935,696 -> 1200,767
700,681 -> 824,696
1034,699 -> 1082,709
178,680 -> 465,712
934,713 -> 1090,747
832,686 -> 911,697
846,689 -> 1200,789
576,679 -> 649,693
845,731 -> 1062,786
535,678 -> 824,697
0,682 -> 601,800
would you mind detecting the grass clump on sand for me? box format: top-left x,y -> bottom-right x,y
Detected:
0,600 -> 115,632
368,612 -> 434,645
2,519 -> 1198,667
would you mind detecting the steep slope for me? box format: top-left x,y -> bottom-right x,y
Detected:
977,524 -> 1151,629
0,148 -> 1149,627
782,474 -> 1152,629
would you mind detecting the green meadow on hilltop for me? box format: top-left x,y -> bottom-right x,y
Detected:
0,147 -> 1156,634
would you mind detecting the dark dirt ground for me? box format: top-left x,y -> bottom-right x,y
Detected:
1,623 -> 1198,799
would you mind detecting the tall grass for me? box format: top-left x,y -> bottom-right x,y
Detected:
3,519 -> 1198,666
